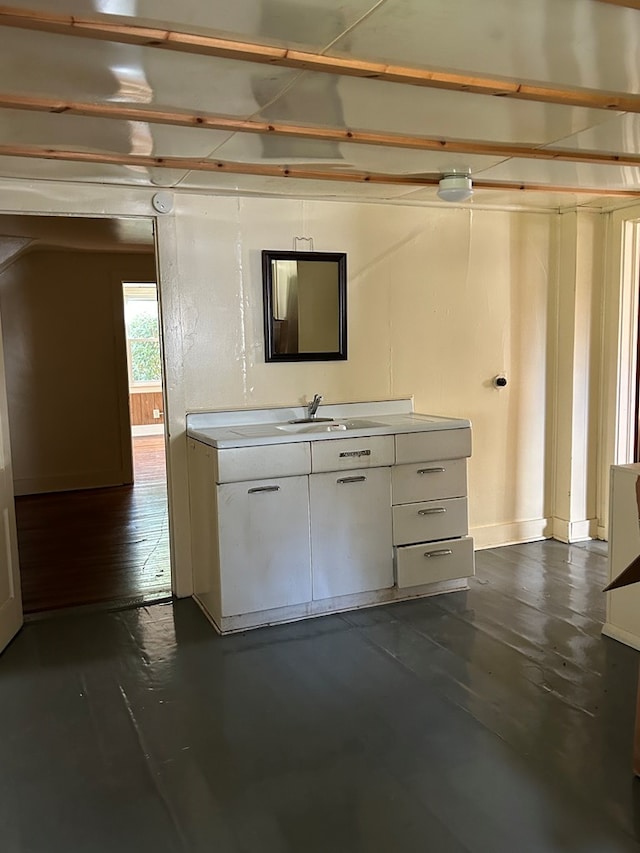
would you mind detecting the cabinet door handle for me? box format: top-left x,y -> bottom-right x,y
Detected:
417,467 -> 445,474
418,507 -> 446,515
424,549 -> 453,558
247,485 -> 280,494
337,476 -> 367,485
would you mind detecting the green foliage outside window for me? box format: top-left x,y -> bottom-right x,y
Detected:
127,313 -> 161,383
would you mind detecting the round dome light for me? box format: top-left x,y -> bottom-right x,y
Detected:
437,174 -> 473,203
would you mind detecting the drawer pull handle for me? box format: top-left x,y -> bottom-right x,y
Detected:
417,467 -> 445,474
247,485 -> 280,494
424,549 -> 453,558
418,507 -> 446,515
339,449 -> 371,458
337,475 -> 367,485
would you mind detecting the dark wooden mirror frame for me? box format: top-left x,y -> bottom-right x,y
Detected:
262,250 -> 347,363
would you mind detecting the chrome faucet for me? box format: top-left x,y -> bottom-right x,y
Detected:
307,394 -> 323,419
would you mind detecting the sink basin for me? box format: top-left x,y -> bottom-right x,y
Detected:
276,418 -> 384,434
288,417 -> 334,424
277,423 -> 347,434
340,419 -> 385,430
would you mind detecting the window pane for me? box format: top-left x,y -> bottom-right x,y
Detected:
130,340 -> 161,383
125,298 -> 159,339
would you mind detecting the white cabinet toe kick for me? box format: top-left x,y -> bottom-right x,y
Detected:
187,406 -> 474,633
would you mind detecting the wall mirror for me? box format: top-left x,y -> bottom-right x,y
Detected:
262,250 -> 347,362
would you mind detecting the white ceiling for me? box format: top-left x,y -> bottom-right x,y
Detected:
1,0 -> 640,210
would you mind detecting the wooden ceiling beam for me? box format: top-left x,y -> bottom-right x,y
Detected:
1,92 -> 640,169
1,5 -> 639,113
0,143 -> 637,197
592,0 -> 640,10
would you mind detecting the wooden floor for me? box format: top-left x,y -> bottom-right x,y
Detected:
1,540 -> 640,852
15,434 -> 171,614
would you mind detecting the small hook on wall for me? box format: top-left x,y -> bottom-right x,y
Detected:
293,236 -> 314,252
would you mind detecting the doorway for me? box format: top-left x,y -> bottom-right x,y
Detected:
634,253 -> 640,465
124,279 -> 168,511
0,215 -> 172,614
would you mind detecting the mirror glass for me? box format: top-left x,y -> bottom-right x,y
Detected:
262,251 -> 347,362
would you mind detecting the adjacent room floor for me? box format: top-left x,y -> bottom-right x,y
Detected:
1,540 -> 640,852
14,434 -> 170,613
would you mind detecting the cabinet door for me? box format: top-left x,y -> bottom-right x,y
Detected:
217,475 -> 311,617
310,467 -> 393,600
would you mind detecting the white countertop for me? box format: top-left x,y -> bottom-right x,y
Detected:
186,400 -> 470,449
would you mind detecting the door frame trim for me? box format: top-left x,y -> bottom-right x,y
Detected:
599,208 -> 640,539
0,200 -> 192,600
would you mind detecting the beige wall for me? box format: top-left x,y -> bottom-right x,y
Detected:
0,178 -> 617,596
0,249 -> 156,495
169,196 -> 558,548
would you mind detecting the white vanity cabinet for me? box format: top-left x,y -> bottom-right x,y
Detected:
187,403 -> 474,634
310,467 -> 393,599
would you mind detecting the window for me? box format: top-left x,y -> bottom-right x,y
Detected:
123,283 -> 161,388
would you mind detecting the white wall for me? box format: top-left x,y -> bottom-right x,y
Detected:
169,195 -> 557,548
0,248 -> 156,494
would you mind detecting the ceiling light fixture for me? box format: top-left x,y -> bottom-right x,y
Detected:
437,173 -> 473,203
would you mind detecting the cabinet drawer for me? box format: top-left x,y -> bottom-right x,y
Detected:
392,458 -> 467,505
214,442 -> 311,483
396,537 -> 475,588
311,435 -> 394,473
392,497 -> 468,546
395,428 -> 471,465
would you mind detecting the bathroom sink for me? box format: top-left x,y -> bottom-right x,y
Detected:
277,423 -> 345,434
276,418 -> 384,434
339,419 -> 386,430
288,417 -> 334,424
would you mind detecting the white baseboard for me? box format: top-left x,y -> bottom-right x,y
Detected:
14,469 -> 131,496
551,517 -> 598,543
602,622 -> 640,651
132,424 -> 165,436
472,518 -> 551,550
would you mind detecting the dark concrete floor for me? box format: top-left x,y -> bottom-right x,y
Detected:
2,540 -> 640,852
